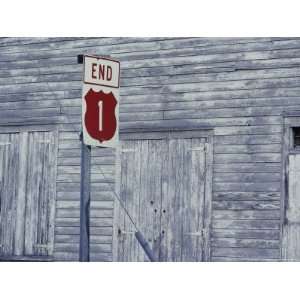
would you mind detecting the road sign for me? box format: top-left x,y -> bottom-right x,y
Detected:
82,55 -> 120,148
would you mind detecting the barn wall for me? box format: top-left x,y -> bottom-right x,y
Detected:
1,37 -> 300,261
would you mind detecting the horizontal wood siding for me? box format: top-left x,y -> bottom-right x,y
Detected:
1,37 -> 300,261
55,132 -> 114,261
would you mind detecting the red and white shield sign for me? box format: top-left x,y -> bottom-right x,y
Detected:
82,55 -> 120,148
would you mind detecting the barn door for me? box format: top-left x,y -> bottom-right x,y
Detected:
114,137 -> 211,262
159,138 -> 208,261
0,130 -> 57,258
0,133 -> 20,256
282,154 -> 300,261
24,131 -> 57,257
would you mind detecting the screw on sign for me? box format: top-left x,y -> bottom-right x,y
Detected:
82,55 -> 120,148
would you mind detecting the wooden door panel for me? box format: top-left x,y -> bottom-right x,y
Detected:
119,140 -> 138,261
0,133 -> 20,256
181,138 -> 206,262
149,140 -> 166,260
116,136 -> 211,262
14,132 -> 28,255
138,140 -> 166,261
24,131 -> 38,255
160,138 -> 207,262
0,130 -> 57,259
117,140 -> 166,261
282,154 -> 300,261
25,131 -> 57,256
282,225 -> 300,261
134,140 -> 149,262
160,139 -> 186,261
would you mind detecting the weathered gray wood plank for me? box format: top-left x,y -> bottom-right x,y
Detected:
212,219 -> 280,230
214,163 -> 281,173
214,172 -> 281,183
212,247 -> 280,259
55,234 -> 112,244
6,63 -> 300,88
214,182 -> 280,192
211,229 -> 280,240
213,210 -> 280,220
14,132 -> 28,255
212,238 -> 279,249
3,52 -> 300,81
2,40 -> 300,72
282,154 -> 300,261
55,216 -> 113,226
213,191 -> 280,201
212,201 -> 280,210
55,226 -> 113,236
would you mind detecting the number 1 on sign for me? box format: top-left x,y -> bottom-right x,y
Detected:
98,101 -> 103,131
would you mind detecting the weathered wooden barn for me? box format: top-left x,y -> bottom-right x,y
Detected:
0,37 -> 300,262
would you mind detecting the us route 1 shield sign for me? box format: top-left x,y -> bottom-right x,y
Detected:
82,55 -> 120,148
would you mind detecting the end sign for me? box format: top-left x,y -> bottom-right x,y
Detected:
82,55 -> 120,148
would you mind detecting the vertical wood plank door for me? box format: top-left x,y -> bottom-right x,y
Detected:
0,133 -> 20,256
114,137 -> 212,262
282,154 -> 300,261
0,130 -> 57,259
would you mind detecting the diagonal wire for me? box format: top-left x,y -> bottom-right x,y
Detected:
96,162 -> 138,231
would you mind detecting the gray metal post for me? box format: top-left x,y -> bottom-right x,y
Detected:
79,132 -> 91,261
78,54 -> 91,261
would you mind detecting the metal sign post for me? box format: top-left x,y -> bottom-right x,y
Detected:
78,55 -> 91,261
79,132 -> 91,261
78,54 -> 156,262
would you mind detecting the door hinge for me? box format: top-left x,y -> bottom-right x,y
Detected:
121,149 -> 135,153
118,229 -> 135,235
34,243 -> 51,249
188,144 -> 206,152
184,232 -> 202,236
38,140 -> 53,144
184,228 -> 208,236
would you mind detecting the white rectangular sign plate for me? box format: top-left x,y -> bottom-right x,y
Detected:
84,55 -> 120,88
82,55 -> 120,148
